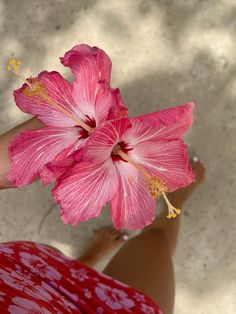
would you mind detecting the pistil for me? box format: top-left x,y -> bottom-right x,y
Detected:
114,147 -> 181,219
7,59 -> 31,87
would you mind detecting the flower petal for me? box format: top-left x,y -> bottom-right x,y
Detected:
62,44 -> 128,123
110,160 -> 156,230
41,140 -> 85,185
107,88 -> 128,119
72,80 -> 128,127
14,71 -> 80,127
122,119 -> 163,147
128,103 -> 194,144
40,162 -> 70,185
130,139 -> 195,192
83,118 -> 131,162
40,147 -> 76,185
95,86 -> 128,123
8,126 -> 82,187
53,160 -> 119,226
60,44 -> 112,84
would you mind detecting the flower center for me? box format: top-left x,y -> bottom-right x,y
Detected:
114,148 -> 181,219
7,59 -> 92,133
112,141 -> 132,161
78,115 -> 96,139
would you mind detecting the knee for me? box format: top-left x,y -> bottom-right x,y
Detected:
143,228 -> 173,253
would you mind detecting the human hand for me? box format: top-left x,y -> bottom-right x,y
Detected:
0,118 -> 43,189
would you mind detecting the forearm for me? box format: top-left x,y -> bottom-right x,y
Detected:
0,118 -> 43,188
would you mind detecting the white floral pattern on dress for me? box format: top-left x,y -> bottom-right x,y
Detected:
0,242 -> 161,313
15,264 -> 32,280
0,268 -> 52,301
49,280 -> 79,304
41,281 -> 60,298
35,243 -> 73,265
141,303 -> 156,314
83,288 -> 92,299
70,267 -> 89,281
8,297 -> 51,314
58,295 -> 78,311
95,283 -> 135,310
133,291 -> 146,302
20,252 -> 61,281
0,244 -> 14,255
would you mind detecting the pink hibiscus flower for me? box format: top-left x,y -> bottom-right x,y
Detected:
7,44 -> 127,187
53,103 -> 195,229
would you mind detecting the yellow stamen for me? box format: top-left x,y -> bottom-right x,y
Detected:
115,148 -> 181,219
7,59 -> 31,87
162,191 -> 181,219
7,59 -> 22,73
7,59 -> 91,132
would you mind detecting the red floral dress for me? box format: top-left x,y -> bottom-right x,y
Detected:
0,241 -> 162,314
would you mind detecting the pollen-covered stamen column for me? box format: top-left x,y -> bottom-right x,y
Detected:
7,59 -> 32,87
22,81 -> 92,132
113,147 -> 181,219
7,59 -> 92,133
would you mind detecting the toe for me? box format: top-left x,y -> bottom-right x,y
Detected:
92,226 -> 129,247
94,226 -> 113,236
106,227 -> 120,238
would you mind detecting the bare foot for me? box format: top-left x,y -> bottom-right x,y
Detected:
77,227 -> 128,267
168,157 -> 205,209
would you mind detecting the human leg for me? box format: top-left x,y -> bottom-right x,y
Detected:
103,160 -> 205,314
76,226 -> 127,267
0,118 -> 43,188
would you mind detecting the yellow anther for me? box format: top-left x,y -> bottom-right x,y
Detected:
167,213 -> 177,219
175,208 -> 181,215
7,58 -> 22,75
7,58 -> 30,86
162,191 -> 181,219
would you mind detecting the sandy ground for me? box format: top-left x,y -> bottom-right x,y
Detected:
0,0 -> 236,313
